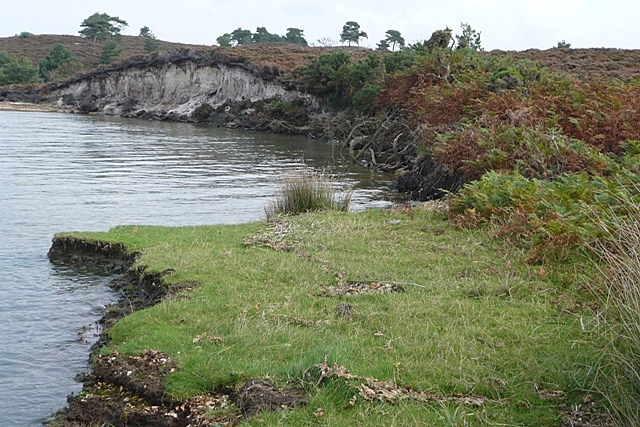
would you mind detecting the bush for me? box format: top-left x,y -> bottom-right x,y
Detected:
448,165 -> 640,261
265,166 -> 352,219
0,51 -> 39,85
351,82 -> 381,114
100,40 -> 122,64
39,43 -> 77,81
301,52 -> 385,112
487,60 -> 543,92
301,51 -> 352,106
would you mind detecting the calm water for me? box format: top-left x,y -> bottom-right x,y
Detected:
0,110 -> 397,426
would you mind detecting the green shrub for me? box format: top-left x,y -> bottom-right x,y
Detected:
383,48 -> 423,74
449,163 -> 640,261
301,51 -> 352,107
487,60 -> 543,92
100,40 -> 122,64
0,51 -> 39,85
351,82 -> 381,114
301,52 -> 385,112
39,43 -> 77,81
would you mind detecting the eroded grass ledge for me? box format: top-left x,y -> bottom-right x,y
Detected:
46,209 -> 610,426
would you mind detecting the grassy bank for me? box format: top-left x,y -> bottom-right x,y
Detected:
59,205 -> 606,426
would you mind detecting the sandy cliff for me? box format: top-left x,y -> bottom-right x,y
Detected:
50,51 -> 316,121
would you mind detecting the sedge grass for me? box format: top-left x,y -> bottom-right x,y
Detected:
591,206 -> 640,426
265,165 -> 352,219
59,206 -> 606,426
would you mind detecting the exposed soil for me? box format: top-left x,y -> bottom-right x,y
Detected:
58,350 -> 305,426
237,380 -> 305,417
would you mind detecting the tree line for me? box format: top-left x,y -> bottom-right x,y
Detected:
1,12 -> 572,87
0,12 -> 163,86
216,27 -> 308,47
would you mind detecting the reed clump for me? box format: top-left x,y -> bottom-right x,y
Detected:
591,197 -> 640,426
265,166 -> 352,219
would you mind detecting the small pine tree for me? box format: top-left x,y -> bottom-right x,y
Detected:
340,21 -> 367,46
285,28 -> 308,46
139,26 -> 160,53
555,40 -> 571,49
456,23 -> 482,51
39,43 -> 76,81
0,52 -> 40,85
216,33 -> 232,47
377,39 -> 390,51
384,30 -> 405,51
100,40 -> 122,64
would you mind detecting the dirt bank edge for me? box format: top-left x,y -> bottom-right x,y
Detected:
46,236 -> 185,426
46,235 -> 305,426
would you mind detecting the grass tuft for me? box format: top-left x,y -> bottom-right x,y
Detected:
265,165 -> 352,219
591,197 -> 640,426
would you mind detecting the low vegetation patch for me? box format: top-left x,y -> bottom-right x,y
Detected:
56,206 -> 610,425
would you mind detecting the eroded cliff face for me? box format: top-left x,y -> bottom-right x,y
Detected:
52,53 -> 316,121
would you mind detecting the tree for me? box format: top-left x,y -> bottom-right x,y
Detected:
0,51 -> 39,85
216,33 -> 232,47
100,40 -> 122,64
340,21 -> 367,46
425,27 -> 454,52
376,39 -> 390,51
139,26 -> 152,38
79,12 -> 128,42
39,43 -> 76,81
455,23 -> 482,50
139,26 -> 160,53
252,27 -> 283,44
555,39 -> 571,49
384,30 -> 405,51
144,36 -> 160,54
285,28 -> 308,46
230,28 -> 252,45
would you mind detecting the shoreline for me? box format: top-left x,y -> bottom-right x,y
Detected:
46,232 -> 305,426
46,235 -> 187,425
0,101 -> 63,113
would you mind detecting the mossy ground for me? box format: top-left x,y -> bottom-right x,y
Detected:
60,205 -> 606,426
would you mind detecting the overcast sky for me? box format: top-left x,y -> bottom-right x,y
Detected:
3,0 -> 638,51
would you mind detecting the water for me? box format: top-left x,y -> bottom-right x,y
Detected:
0,110 -> 398,426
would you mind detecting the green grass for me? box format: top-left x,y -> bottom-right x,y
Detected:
61,206 -> 605,426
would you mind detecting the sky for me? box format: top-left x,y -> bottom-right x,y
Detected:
3,0 -> 639,51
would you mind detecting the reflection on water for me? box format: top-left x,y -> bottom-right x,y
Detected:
0,110 -> 399,426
